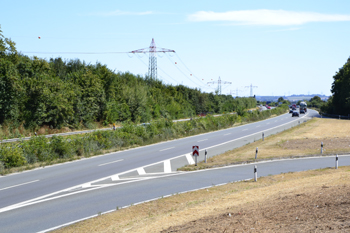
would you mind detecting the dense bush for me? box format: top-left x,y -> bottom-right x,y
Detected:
0,106 -> 288,170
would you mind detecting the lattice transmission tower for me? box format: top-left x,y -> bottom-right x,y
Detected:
245,83 -> 258,97
207,76 -> 232,95
130,38 -> 175,80
228,88 -> 243,97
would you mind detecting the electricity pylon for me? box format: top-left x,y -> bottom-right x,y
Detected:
130,38 -> 175,80
245,83 -> 258,97
207,76 -> 232,95
228,88 -> 243,97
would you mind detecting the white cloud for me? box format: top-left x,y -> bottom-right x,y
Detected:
188,10 -> 350,26
90,10 -> 153,16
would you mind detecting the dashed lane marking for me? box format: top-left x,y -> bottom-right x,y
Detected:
197,139 -> 208,142
98,159 -> 124,166
0,180 -> 40,191
160,147 -> 175,152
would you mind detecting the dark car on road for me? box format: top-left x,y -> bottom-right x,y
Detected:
300,109 -> 305,114
292,111 -> 299,117
289,109 -> 293,113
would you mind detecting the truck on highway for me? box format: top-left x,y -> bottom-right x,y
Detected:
300,101 -> 307,113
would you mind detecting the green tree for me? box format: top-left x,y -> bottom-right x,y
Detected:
327,57 -> 350,114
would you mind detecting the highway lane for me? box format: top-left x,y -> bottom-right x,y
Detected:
0,110 -> 318,212
1,154 -> 348,233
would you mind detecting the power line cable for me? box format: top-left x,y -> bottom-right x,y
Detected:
164,53 -> 209,89
135,55 -> 178,84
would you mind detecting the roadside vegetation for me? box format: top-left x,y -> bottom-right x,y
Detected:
321,56 -> 350,115
0,105 -> 288,174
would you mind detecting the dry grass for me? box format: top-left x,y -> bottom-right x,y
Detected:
180,118 -> 350,171
55,167 -> 350,233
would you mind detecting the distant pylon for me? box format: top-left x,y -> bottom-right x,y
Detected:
207,76 -> 232,95
228,88 -> 243,97
245,83 -> 258,96
130,38 -> 175,80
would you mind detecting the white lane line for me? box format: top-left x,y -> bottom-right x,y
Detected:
137,168 -> 146,175
4,113 -> 314,215
159,147 -> 175,152
185,154 -> 195,165
224,133 -> 231,136
3,112 -> 311,215
164,160 -> 171,173
98,159 -> 123,166
197,139 -> 208,142
0,180 -> 40,191
81,183 -> 91,188
242,129 -> 248,131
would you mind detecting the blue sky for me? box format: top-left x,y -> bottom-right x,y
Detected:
2,0 -> 350,96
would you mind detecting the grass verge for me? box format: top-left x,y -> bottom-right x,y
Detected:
179,117 -> 350,171
54,167 -> 350,233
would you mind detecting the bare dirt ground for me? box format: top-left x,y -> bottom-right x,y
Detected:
162,177 -> 350,232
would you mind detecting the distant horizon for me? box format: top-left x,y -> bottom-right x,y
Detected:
256,94 -> 330,97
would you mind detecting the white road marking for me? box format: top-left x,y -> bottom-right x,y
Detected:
224,133 -> 231,136
1,112 -> 313,217
197,139 -> 208,142
81,183 -> 91,188
160,147 -> 175,151
111,175 -> 120,181
137,168 -> 146,175
242,129 -> 248,131
0,180 -> 39,191
164,160 -> 171,173
98,159 -> 123,166
186,153 -> 195,165
38,154 -> 339,233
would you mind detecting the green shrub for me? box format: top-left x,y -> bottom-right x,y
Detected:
0,145 -> 27,168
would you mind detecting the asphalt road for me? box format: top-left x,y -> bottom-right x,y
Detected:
0,109 -> 323,232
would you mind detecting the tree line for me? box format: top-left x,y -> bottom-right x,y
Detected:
321,57 -> 350,115
0,27 -> 256,132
